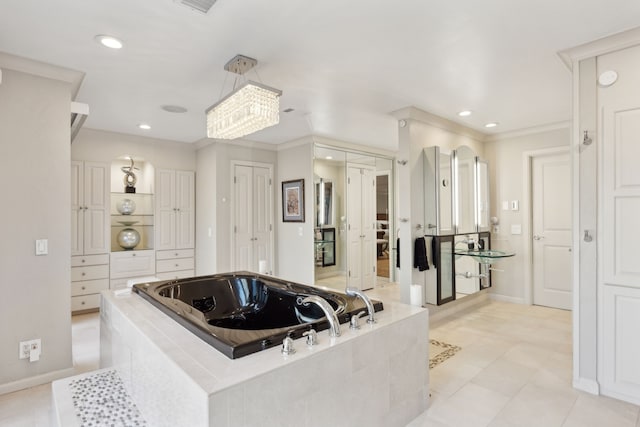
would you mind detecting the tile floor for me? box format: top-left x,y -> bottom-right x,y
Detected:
2,288 -> 640,427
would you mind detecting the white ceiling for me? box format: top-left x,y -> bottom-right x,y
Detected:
1,0 -> 640,151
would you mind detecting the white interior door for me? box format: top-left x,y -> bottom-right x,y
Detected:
71,161 -> 83,256
252,166 -> 272,274
346,165 -> 376,291
532,151 -> 572,310
347,166 -> 362,289
233,164 -> 273,274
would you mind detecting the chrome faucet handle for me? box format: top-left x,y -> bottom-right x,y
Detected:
345,287 -> 376,324
303,329 -> 318,346
281,333 -> 296,355
350,311 -> 367,330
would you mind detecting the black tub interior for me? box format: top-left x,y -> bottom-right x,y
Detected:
157,276 -> 341,330
133,272 -> 383,359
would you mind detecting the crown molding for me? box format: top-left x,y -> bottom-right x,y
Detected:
558,26 -> 640,71
484,121 -> 570,142
391,106 -> 487,142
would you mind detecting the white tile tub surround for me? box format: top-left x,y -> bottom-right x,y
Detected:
100,290 -> 429,427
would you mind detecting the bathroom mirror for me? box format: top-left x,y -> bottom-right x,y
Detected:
455,146 -> 476,234
476,160 -> 490,232
423,146 -> 454,235
315,178 -> 334,227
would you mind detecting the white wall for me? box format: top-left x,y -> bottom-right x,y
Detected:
0,68 -> 74,392
72,128 -> 196,171
276,140 -> 315,284
484,126 -> 570,301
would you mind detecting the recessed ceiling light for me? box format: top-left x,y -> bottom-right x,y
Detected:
485,122 -> 498,128
458,110 -> 472,117
138,123 -> 151,130
161,105 -> 188,113
325,156 -> 333,160
94,35 -> 123,49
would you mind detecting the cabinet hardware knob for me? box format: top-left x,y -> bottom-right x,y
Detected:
175,264 -> 179,267
81,259 -> 86,263
82,272 -> 86,276
82,286 -> 86,290
175,253 -> 179,256
132,253 -> 136,256
81,301 -> 85,305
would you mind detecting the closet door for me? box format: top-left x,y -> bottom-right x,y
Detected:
232,164 -> 273,273
234,165 -> 253,271
71,161 -> 84,256
347,166 -> 363,289
252,166 -> 272,274
346,165 -> 376,291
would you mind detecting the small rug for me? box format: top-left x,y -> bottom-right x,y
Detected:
429,339 -> 462,369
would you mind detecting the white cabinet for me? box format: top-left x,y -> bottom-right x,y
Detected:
71,161 -> 110,255
155,249 -> 195,280
156,169 -> 195,278
156,169 -> 195,250
71,254 -> 109,312
110,250 -> 155,290
71,161 -> 109,313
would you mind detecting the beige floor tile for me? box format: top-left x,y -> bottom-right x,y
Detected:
471,357 -> 537,397
562,393 -> 640,427
490,382 -> 578,427
425,382 -> 510,427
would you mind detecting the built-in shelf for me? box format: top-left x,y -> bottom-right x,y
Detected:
110,192 -> 154,252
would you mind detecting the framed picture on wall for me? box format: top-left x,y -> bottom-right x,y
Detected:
282,179 -> 305,222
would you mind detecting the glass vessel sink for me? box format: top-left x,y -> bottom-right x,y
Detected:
454,249 -> 515,265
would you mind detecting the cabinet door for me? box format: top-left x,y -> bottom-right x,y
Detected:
156,169 -> 176,250
71,161 -> 84,256
175,171 -> 195,249
83,162 -> 109,254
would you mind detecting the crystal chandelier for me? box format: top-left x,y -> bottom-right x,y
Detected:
206,55 -> 282,140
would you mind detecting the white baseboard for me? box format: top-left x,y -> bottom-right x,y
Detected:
488,293 -> 526,305
572,377 -> 600,395
0,367 -> 75,396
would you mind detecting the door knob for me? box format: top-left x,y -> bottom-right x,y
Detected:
584,230 -> 593,242
533,235 -> 545,241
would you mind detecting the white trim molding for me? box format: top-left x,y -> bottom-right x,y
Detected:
0,367 -> 75,396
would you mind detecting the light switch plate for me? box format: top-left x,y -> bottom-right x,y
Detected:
35,239 -> 48,255
502,201 -> 509,211
511,200 -> 519,211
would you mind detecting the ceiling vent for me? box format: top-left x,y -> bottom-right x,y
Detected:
70,102 -> 89,143
176,0 -> 217,14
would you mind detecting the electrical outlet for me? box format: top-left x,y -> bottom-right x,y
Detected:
19,338 -> 41,361
19,341 -> 31,359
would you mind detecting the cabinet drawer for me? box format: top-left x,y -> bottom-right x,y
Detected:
156,249 -> 195,260
72,265 -> 109,282
156,258 -> 194,273
71,294 -> 101,312
71,254 -> 109,267
71,279 -> 109,296
110,250 -> 155,279
155,270 -> 195,281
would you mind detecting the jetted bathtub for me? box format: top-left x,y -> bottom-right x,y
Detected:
132,272 -> 383,359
